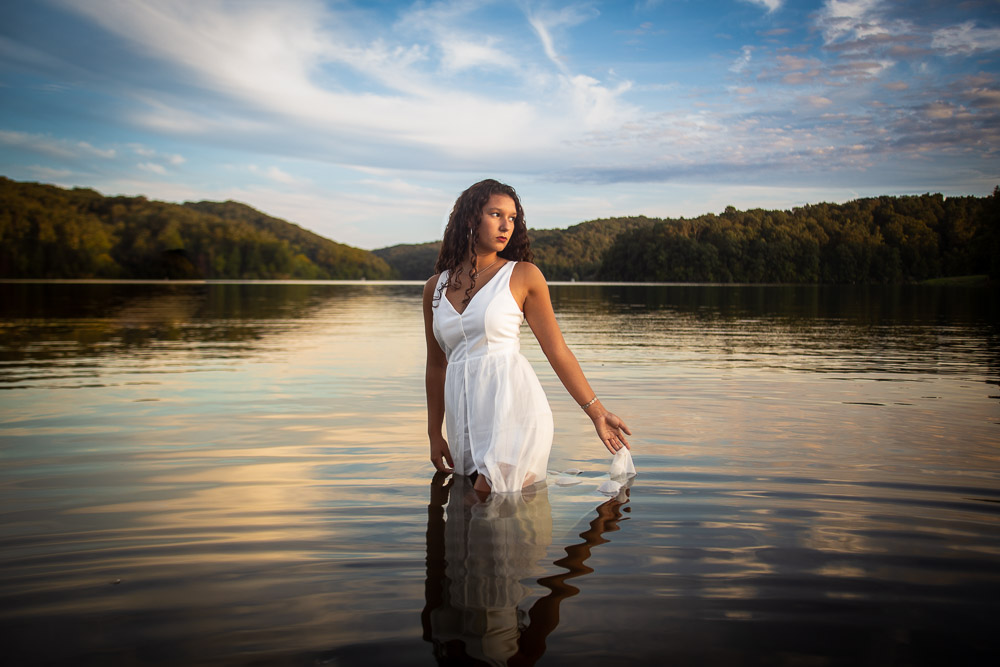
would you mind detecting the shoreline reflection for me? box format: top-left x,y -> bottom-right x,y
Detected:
422,473 -> 630,666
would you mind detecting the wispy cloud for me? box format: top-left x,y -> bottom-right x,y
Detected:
742,0 -> 783,12
137,161 -> 166,175
50,0 -> 636,167
817,0 -> 893,46
526,3 -> 599,74
1,0 -> 995,247
0,130 -> 115,159
804,95 -> 834,108
27,165 -> 74,181
438,39 -> 517,73
130,143 -> 185,167
730,46 -> 753,73
931,21 -> 1000,55
0,129 -> 78,159
265,166 -> 296,185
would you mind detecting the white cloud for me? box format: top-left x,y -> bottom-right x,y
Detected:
356,177 -> 444,197
78,142 -> 115,159
0,34 -> 75,72
565,74 -> 635,130
0,129 -> 115,159
53,0 -> 579,161
129,143 -> 184,165
438,38 -> 516,73
137,161 -> 166,174
0,129 -> 78,158
8,0 -> 990,246
129,143 -> 155,156
528,14 -> 563,71
776,55 -> 819,71
265,166 -> 296,184
526,4 -> 600,74
805,95 -> 834,108
27,165 -> 74,180
730,46 -> 753,73
742,0 -> 783,12
923,102 -> 958,120
246,164 -> 306,186
932,22 -> 1000,56
817,0 -> 888,45
964,87 -> 1000,110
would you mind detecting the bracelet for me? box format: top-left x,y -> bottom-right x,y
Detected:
580,396 -> 598,410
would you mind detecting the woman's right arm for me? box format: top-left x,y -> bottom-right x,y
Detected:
423,276 -> 453,473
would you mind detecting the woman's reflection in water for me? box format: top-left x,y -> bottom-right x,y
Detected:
422,472 -> 630,666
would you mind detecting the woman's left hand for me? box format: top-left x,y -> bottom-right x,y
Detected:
591,410 -> 632,454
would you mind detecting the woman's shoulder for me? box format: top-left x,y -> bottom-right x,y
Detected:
423,272 -> 443,298
511,261 -> 546,282
510,261 -> 547,295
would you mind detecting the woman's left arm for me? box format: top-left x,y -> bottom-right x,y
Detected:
515,263 -> 632,454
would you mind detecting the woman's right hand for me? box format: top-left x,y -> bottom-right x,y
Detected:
429,435 -> 454,473
588,407 -> 633,454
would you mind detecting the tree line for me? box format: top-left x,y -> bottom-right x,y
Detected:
0,177 -> 393,280
2,176 -> 996,283
598,192 -> 998,283
375,217 -> 656,280
380,190 -> 998,283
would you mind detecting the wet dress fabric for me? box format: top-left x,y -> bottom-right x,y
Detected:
433,261 -> 554,493
428,476 -> 553,664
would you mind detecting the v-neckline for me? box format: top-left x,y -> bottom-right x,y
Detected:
444,261 -> 510,316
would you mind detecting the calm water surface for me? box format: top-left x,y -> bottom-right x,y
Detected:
1,281 -> 998,666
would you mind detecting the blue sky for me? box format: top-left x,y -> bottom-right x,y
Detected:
1,0 -> 998,249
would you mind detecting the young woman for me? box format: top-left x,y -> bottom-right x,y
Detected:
423,179 -> 631,494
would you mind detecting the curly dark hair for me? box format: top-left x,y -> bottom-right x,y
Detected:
433,179 -> 534,307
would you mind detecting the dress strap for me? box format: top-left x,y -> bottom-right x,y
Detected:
501,260 -> 517,285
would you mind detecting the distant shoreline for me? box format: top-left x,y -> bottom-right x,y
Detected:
0,278 -> 416,286
2,277 -> 993,287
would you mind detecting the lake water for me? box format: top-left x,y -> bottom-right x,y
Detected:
1,280 -> 998,666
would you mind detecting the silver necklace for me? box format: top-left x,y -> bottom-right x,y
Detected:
471,258 -> 500,278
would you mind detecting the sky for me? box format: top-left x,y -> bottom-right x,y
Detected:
1,0 -> 998,249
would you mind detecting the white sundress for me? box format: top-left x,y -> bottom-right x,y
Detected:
432,261 -> 554,493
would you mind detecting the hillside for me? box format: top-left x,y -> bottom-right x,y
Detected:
374,217 -> 657,281
0,177 -> 394,280
376,192 -> 999,284
600,194 -> 999,283
3,176 -> 996,284
372,241 -> 442,280
530,216 -> 656,280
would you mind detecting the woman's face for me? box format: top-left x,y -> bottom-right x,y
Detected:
474,193 -> 516,255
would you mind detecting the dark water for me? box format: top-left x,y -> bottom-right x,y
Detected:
1,281 -> 998,666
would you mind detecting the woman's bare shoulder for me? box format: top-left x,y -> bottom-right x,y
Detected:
423,273 -> 442,301
512,261 -> 547,287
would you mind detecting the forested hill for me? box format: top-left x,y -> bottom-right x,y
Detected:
600,193 -> 998,283
374,217 -> 657,280
0,177 -> 393,279
378,191 -> 999,283
372,241 -> 441,280
3,176 -> 997,283
530,216 -> 657,281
